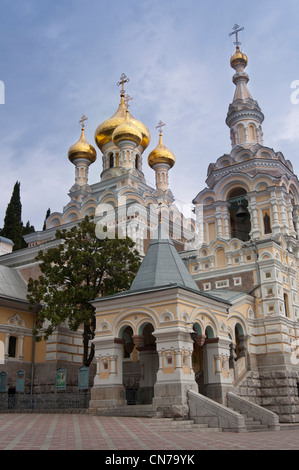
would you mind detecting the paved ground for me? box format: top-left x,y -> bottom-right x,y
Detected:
0,413 -> 298,451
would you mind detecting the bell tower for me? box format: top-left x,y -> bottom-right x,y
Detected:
188,28 -> 299,422
191,26 -> 299,300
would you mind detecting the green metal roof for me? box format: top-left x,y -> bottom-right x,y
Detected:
129,223 -> 200,292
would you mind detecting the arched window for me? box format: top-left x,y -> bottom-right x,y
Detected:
205,326 -> 214,339
216,248 -> 226,267
263,210 -> 272,234
237,124 -> 246,144
8,336 -> 17,358
122,326 -> 134,358
228,188 -> 251,241
248,124 -> 256,142
135,155 -> 139,170
109,154 -> 114,168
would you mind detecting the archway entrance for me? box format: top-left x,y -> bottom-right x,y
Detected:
120,326 -> 141,405
135,323 -> 158,405
120,322 -> 158,405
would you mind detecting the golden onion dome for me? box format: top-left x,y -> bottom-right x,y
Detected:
95,95 -> 150,152
148,133 -> 175,169
230,46 -> 248,69
68,126 -> 97,164
112,110 -> 142,147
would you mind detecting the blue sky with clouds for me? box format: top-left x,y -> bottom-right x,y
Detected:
1,0 -> 299,229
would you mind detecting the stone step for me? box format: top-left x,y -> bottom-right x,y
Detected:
148,418 -> 222,433
95,405 -> 156,417
244,418 -> 262,424
246,424 -> 270,431
150,419 -> 196,425
228,407 -> 272,432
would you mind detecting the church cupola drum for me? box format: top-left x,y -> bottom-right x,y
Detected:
68,115 -> 97,186
94,73 -> 150,180
226,25 -> 264,148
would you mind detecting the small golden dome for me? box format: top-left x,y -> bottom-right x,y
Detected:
112,110 -> 142,147
95,95 -> 150,152
68,127 -> 97,164
230,46 -> 248,68
148,133 -> 175,169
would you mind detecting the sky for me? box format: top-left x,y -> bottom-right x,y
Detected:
1,0 -> 299,230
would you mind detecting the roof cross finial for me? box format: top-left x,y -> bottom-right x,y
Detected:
124,94 -> 133,109
117,73 -> 130,95
229,24 -> 244,47
79,114 -> 88,130
156,120 -> 166,135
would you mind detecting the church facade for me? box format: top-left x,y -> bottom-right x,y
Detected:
0,37 -> 299,425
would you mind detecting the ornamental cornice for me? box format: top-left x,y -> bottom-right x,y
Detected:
206,159 -> 293,188
226,109 -> 264,127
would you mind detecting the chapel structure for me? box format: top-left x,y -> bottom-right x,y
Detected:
0,29 -> 299,426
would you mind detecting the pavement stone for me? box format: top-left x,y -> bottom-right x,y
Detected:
0,413 -> 298,452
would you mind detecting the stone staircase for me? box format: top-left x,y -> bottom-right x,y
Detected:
92,392 -> 281,433
146,417 -> 222,433
228,409 -> 272,432
188,390 -> 280,433
94,405 -> 223,432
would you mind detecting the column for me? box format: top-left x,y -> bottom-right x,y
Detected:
247,195 -> 260,240
89,334 -> 126,412
215,206 -> 223,238
270,190 -> 280,235
286,195 -> 297,237
223,204 -> 231,239
277,190 -> 288,234
152,325 -> 197,418
201,336 -> 234,404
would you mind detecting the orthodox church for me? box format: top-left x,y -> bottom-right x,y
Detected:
0,31 -> 299,428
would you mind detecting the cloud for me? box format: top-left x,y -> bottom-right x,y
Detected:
2,0 -> 299,232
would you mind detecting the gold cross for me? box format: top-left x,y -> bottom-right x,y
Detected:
229,24 -> 244,46
124,94 -> 133,109
117,73 -> 130,94
156,120 -> 166,134
79,114 -> 88,130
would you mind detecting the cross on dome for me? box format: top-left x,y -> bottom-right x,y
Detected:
79,114 -> 88,130
117,73 -> 130,95
124,94 -> 133,109
229,24 -> 244,46
156,120 -> 166,134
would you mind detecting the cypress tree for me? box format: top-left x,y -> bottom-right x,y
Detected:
42,208 -> 51,230
1,181 -> 23,250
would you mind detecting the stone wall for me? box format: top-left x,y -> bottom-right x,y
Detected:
236,368 -> 299,423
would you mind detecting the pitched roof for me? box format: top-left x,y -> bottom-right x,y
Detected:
0,265 -> 28,302
129,222 -> 200,292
